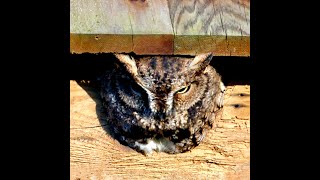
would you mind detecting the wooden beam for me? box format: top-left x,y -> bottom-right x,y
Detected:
168,0 -> 250,36
70,0 -> 250,56
70,0 -> 174,55
168,0 -> 250,56
70,80 -> 250,179
174,35 -> 249,56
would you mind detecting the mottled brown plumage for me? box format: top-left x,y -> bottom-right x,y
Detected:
100,53 -> 225,154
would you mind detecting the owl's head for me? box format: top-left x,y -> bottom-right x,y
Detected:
114,53 -> 216,121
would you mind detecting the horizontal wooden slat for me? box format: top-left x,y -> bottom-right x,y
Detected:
70,34 -> 133,53
70,0 -> 250,56
174,35 -> 250,56
70,34 -> 174,54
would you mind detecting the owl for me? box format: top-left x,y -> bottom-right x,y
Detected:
100,53 -> 225,155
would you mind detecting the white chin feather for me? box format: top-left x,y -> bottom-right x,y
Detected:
134,138 -> 175,154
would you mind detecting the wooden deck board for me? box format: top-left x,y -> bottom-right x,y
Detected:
70,0 -> 250,56
70,80 -> 250,180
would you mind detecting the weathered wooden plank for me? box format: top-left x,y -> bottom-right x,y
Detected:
71,0 -> 125,34
132,34 -> 174,54
168,0 -> 250,56
70,0 -> 250,56
125,0 -> 173,35
70,0 -> 174,54
174,35 -> 250,56
167,0 -> 250,36
70,34 -> 133,53
70,80 -> 250,180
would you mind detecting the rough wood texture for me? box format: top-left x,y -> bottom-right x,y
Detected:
70,80 -> 250,180
168,0 -> 250,56
174,35 -> 249,56
70,0 -> 250,56
70,0 -> 174,55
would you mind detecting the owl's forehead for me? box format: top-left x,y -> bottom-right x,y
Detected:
137,56 -> 190,78
136,56 -> 192,89
137,56 -> 190,72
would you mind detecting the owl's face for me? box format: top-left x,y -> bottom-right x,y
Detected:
114,53 -> 216,129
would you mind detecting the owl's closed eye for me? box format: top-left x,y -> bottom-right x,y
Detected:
100,53 -> 225,155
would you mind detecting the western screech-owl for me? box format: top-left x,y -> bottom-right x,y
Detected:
100,53 -> 225,155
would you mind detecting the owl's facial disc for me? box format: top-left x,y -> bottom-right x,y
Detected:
123,54 -> 212,121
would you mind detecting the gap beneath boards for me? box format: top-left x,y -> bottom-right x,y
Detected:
69,53 -> 251,87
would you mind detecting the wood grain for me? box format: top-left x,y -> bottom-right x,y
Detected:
174,35 -> 249,56
70,34 -> 133,53
70,0 -> 174,54
168,0 -> 249,56
167,0 -> 250,36
70,0 -> 250,56
70,80 -> 250,180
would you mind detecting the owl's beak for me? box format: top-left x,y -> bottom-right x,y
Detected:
150,98 -> 166,112
149,98 -> 171,120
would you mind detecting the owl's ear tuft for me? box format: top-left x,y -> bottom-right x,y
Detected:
114,53 -> 138,76
188,53 -> 213,71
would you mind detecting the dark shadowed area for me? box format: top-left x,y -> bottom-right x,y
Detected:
69,53 -> 251,86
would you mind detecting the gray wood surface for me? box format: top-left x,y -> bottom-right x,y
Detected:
70,0 -> 250,55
